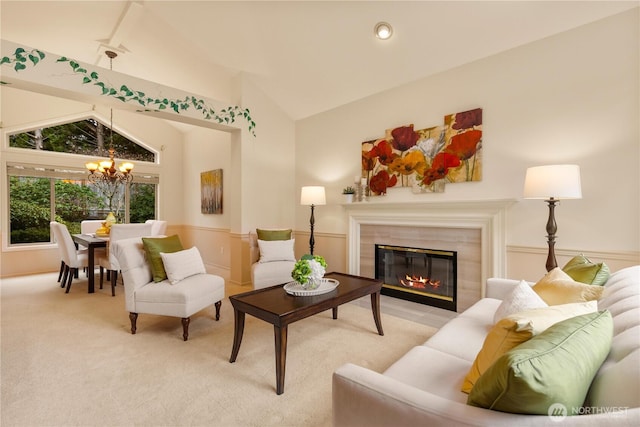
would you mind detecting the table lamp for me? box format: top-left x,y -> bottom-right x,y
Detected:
523,164 -> 582,271
300,186 -> 326,255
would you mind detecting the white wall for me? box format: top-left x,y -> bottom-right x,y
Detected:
295,10 -> 640,263
182,126 -> 231,228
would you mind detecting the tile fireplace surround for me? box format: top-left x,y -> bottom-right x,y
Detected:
344,199 -> 515,312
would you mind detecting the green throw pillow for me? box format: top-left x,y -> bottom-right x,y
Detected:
142,235 -> 184,282
467,310 -> 613,415
256,229 -> 292,241
562,254 -> 610,286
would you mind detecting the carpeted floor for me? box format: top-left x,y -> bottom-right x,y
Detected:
1,272 -> 437,427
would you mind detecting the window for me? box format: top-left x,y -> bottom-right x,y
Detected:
7,118 -> 159,246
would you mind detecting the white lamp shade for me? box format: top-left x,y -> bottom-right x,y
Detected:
300,186 -> 326,206
523,164 -> 582,200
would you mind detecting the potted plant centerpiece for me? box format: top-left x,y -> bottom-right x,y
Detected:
343,186 -> 355,203
291,254 -> 327,290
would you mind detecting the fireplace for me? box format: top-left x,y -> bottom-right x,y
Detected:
375,244 -> 457,311
345,199 -> 514,311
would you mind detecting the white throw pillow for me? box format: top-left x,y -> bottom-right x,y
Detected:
493,280 -> 548,323
160,246 -> 206,284
258,239 -> 296,263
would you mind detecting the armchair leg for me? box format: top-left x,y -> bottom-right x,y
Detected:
129,313 -> 138,334
181,317 -> 190,341
215,301 -> 222,321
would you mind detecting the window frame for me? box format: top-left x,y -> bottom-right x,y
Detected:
2,113 -> 161,251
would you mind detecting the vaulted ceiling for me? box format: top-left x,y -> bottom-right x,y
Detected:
1,1 -> 637,121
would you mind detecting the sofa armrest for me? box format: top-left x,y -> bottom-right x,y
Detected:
485,278 -> 534,300
333,363 -> 638,427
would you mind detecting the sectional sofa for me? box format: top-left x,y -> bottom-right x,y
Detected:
333,265 -> 640,426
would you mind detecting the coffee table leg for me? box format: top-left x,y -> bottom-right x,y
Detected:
332,307 -> 338,319
274,325 -> 288,395
229,309 -> 245,363
370,291 -> 384,336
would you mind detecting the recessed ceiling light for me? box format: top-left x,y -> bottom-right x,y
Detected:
374,22 -> 393,40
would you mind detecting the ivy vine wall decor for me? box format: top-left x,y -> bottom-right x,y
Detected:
361,108 -> 482,195
0,46 -> 256,135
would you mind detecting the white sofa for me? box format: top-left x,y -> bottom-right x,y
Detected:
333,265 -> 640,426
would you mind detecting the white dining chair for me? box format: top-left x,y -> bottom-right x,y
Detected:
98,223 -> 153,296
81,220 -> 104,235
51,221 -> 90,293
145,220 -> 168,236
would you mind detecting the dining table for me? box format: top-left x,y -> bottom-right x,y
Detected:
72,234 -> 108,293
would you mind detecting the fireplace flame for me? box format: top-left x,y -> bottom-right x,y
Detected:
400,274 -> 441,289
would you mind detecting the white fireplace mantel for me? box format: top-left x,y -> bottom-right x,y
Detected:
344,199 -> 516,297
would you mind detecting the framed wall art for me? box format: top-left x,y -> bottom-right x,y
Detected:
201,169 -> 223,214
361,108 -> 482,195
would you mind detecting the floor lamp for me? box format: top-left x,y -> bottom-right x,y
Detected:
300,186 -> 326,256
523,164 -> 582,272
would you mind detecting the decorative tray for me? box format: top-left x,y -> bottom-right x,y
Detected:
283,278 -> 339,296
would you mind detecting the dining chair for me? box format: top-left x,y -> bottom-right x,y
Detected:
51,221 -> 90,293
98,223 -> 153,296
81,220 -> 104,235
145,220 -> 168,236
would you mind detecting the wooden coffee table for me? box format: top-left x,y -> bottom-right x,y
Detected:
229,272 -> 384,394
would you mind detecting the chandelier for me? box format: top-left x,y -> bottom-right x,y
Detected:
85,50 -> 134,184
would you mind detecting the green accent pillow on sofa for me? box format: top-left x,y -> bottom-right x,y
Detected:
562,254 -> 610,286
256,229 -> 292,241
467,310 -> 613,415
142,235 -> 184,282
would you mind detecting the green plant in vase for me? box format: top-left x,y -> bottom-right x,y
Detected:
291,254 -> 327,290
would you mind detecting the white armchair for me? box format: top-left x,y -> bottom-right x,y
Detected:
112,236 -> 225,341
249,230 -> 296,289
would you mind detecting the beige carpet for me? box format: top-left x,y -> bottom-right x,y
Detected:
1,273 -> 437,427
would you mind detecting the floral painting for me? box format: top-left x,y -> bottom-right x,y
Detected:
201,169 -> 223,214
362,108 -> 482,195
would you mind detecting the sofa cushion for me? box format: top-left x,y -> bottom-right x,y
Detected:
256,228 -> 292,241
425,298 -> 500,363
562,254 -> 610,285
533,267 -> 604,305
142,235 -> 184,282
467,310 -> 613,415
160,246 -> 206,284
493,280 -> 547,323
461,301 -> 597,393
258,238 -> 296,263
383,346 -> 471,405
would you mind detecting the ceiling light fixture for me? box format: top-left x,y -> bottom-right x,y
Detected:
374,22 -> 393,40
85,50 -> 134,184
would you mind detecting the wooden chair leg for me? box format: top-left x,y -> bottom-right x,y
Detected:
181,317 -> 191,341
215,301 -> 222,321
58,261 -> 65,282
129,313 -> 138,334
110,271 -> 117,297
99,267 -> 104,289
61,265 -> 69,288
65,268 -> 75,293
